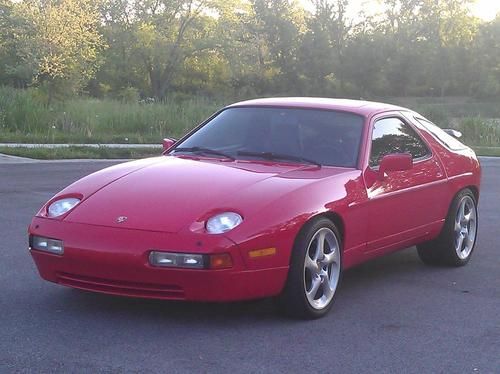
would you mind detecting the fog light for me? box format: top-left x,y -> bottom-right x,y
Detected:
30,235 -> 64,255
149,251 -> 205,269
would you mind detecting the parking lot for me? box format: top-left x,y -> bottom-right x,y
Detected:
1,158 -> 499,373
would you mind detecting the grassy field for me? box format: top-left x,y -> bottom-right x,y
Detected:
0,86 -> 222,144
471,146 -> 500,157
1,86 -> 499,148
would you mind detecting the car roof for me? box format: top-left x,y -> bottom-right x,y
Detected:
227,97 -> 407,117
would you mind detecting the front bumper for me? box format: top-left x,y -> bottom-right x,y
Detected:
29,218 -> 288,302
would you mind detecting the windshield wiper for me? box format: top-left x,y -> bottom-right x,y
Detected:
237,151 -> 321,167
172,147 -> 235,161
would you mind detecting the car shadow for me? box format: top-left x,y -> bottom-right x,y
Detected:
60,288 -> 284,324
53,246 -> 435,323
342,246 -> 425,282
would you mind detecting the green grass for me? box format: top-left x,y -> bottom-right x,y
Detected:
1,87 -> 499,147
471,147 -> 500,157
385,96 -> 500,147
0,86 -> 223,144
457,118 -> 500,147
0,146 -> 161,159
388,96 -> 500,120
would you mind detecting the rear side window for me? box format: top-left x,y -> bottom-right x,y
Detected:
370,117 -> 430,167
415,117 -> 467,151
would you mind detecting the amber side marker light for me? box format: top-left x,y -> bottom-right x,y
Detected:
209,253 -> 233,269
249,247 -> 276,258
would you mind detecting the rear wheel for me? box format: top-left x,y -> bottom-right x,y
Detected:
417,189 -> 478,266
278,218 -> 342,319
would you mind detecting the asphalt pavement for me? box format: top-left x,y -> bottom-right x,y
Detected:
1,158 -> 499,373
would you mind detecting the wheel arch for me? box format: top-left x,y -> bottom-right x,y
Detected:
440,185 -> 478,231
318,211 -> 345,243
292,210 -> 345,255
448,185 -> 479,212
465,185 -> 479,203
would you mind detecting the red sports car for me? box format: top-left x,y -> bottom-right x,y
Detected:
29,98 -> 481,319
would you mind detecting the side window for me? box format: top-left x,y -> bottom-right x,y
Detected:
370,117 -> 430,167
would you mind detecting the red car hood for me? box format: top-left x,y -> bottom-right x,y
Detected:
64,156 -> 349,233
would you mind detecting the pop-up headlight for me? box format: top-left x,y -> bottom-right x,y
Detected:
47,197 -> 80,217
206,212 -> 243,234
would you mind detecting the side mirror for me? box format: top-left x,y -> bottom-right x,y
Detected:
443,129 -> 462,138
162,138 -> 176,152
378,153 -> 413,179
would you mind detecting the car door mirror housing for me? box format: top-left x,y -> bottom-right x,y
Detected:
378,153 -> 413,178
162,138 -> 176,152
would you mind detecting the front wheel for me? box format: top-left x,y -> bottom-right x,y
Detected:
417,189 -> 478,266
278,218 -> 342,319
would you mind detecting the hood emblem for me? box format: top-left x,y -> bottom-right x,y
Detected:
116,216 -> 128,223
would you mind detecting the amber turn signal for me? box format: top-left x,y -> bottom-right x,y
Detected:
249,247 -> 276,258
209,253 -> 233,269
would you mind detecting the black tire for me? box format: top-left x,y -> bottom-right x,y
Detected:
278,217 -> 343,319
417,188 -> 478,267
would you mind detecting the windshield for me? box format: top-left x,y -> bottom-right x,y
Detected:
172,107 -> 365,168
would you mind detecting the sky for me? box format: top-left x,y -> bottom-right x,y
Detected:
301,0 -> 500,22
473,0 -> 500,21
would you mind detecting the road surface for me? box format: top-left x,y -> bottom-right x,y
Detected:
1,158 -> 498,373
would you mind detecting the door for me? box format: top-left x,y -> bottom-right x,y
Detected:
363,115 -> 447,253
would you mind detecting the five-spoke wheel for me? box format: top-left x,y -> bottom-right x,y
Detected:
417,188 -> 478,266
454,195 -> 477,260
279,217 -> 342,319
304,227 -> 341,310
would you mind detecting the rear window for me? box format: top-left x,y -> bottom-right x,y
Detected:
415,117 -> 467,151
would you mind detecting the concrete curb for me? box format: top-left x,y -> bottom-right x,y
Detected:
0,153 -> 37,163
0,153 -> 130,164
0,144 -> 160,164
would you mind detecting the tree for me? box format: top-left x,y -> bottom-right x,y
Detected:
93,0 -> 150,98
13,0 -> 106,102
0,0 -> 498,101
0,0 -> 34,88
129,0 -> 223,99
418,0 -> 478,96
382,0 -> 425,95
298,0 -> 351,95
470,15 -> 500,97
250,0 -> 305,93
340,30 -> 388,97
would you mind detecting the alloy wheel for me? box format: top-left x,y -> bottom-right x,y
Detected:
303,227 -> 341,310
454,195 -> 477,260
